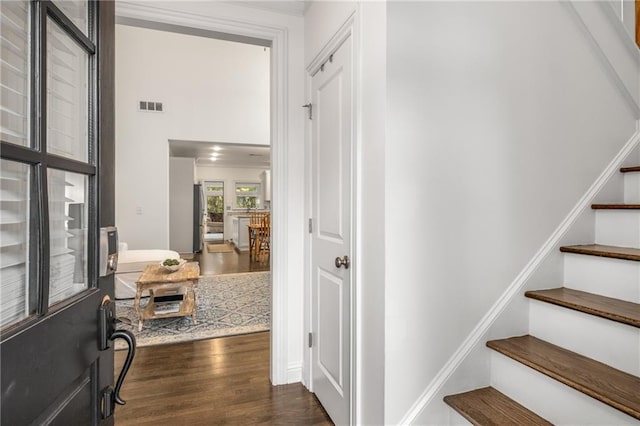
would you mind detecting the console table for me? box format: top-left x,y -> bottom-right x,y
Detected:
134,262 -> 199,331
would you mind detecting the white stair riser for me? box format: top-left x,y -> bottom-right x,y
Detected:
491,352 -> 637,425
563,253 -> 640,302
595,210 -> 640,248
624,172 -> 640,203
529,300 -> 640,375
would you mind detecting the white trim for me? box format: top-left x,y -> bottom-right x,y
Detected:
399,123 -> 640,424
115,1 -> 291,385
165,141 -> 173,249
304,11 -> 359,426
350,14 -> 360,425
306,14 -> 356,75
270,21 -> 290,386
287,362 -> 303,383
303,46 -> 314,392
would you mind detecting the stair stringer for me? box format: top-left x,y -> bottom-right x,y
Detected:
401,131 -> 640,425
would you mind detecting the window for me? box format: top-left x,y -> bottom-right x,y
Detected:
204,181 -> 224,222
0,1 -> 96,332
235,182 -> 261,209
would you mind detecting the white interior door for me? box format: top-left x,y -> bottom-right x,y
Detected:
311,35 -> 353,425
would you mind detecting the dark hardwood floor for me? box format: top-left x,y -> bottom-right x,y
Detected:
114,332 -> 332,425
196,241 -> 270,275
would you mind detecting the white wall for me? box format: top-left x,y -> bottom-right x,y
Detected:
169,157 -> 195,253
386,1 -> 638,423
196,165 -> 268,238
115,24 -> 269,249
357,3 -> 387,424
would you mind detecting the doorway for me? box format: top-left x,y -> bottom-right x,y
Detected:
309,32 -> 355,425
113,5 -> 284,394
203,180 -> 224,243
115,0 -> 298,393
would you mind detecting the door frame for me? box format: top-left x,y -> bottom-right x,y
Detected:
202,179 -> 225,241
304,12 -> 360,425
114,2 -> 292,384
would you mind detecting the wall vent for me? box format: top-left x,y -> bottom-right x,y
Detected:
138,101 -> 163,112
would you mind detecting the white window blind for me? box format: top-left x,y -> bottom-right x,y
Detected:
0,0 -> 29,147
47,17 -> 88,162
0,160 -> 31,328
0,1 -> 32,329
48,169 -> 88,306
44,16 -> 90,306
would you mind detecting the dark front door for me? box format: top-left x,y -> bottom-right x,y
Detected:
0,1 -> 118,424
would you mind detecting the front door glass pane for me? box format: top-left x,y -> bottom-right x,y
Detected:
47,18 -> 88,162
52,0 -> 88,36
0,160 -> 33,330
206,181 -> 224,218
0,0 -> 30,147
48,168 -> 88,306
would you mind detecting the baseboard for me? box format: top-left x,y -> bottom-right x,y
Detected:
287,362 -> 302,383
399,124 -> 640,424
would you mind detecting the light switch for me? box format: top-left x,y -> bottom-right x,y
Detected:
136,206 -> 143,215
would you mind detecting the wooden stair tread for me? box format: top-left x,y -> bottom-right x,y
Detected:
444,386 -> 552,426
487,335 -> 640,419
620,166 -> 640,173
559,244 -> 640,261
525,288 -> 640,327
591,204 -> 640,210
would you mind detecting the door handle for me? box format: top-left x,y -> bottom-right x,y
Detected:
111,329 -> 136,405
99,297 -> 137,418
335,255 -> 350,269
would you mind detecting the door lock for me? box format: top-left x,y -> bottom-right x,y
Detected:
335,255 -> 350,269
99,226 -> 118,276
99,296 -> 136,418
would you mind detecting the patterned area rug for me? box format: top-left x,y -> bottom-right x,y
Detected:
114,271 -> 270,349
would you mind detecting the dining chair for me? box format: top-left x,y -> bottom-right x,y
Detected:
255,214 -> 270,262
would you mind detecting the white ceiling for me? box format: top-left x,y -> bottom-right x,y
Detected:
169,140 -> 271,168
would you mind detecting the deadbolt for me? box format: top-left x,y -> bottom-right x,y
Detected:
335,255 -> 350,269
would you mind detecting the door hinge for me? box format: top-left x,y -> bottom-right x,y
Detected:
308,218 -> 313,234
308,332 -> 313,348
302,103 -> 312,120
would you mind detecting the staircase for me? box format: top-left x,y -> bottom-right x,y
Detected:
444,166 -> 640,425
